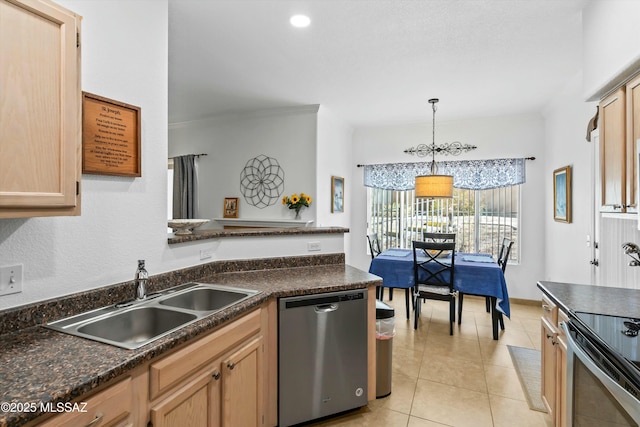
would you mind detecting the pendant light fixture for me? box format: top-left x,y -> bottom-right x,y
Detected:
415,98 -> 454,198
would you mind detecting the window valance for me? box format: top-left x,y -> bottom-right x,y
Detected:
363,158 -> 526,191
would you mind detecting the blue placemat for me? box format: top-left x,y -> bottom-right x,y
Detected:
382,249 -> 410,257
462,254 -> 495,263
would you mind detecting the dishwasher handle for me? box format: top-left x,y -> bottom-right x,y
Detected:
282,291 -> 365,310
315,303 -> 338,313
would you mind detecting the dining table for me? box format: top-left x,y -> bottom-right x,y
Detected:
368,248 -> 510,340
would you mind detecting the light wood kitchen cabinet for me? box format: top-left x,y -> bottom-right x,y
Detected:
0,0 -> 82,218
541,316 -> 557,421
598,72 -> 640,213
540,295 -> 568,427
149,368 -> 218,427
221,336 -> 263,427
599,88 -> 627,212
36,377 -> 133,427
149,308 -> 265,427
626,73 -> 640,214
555,310 -> 568,427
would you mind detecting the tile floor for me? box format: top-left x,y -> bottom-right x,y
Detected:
309,294 -> 553,427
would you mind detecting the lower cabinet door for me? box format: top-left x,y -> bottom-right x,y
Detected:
541,317 -> 558,421
221,336 -> 263,427
556,338 -> 567,427
150,369 -> 220,427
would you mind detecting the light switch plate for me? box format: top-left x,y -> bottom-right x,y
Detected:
0,264 -> 23,296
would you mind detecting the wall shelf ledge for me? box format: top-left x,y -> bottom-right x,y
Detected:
213,218 -> 314,228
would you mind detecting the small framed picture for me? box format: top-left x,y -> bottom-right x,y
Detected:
331,176 -> 344,213
223,197 -> 239,218
553,166 -> 571,223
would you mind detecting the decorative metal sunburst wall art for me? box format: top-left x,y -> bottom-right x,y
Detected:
240,155 -> 285,208
404,141 -> 477,157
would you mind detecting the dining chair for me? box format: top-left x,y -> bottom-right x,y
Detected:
366,233 -> 382,259
494,238 -> 513,328
367,233 -> 384,300
457,237 -> 513,329
368,233 -> 412,318
412,240 -> 456,334
423,231 -> 457,243
368,232 -> 397,302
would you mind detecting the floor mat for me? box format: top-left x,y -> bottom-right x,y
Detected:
507,345 -> 547,413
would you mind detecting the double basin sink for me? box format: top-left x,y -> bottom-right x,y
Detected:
46,283 -> 260,349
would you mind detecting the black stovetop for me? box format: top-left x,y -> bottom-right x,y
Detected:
574,311 -> 640,365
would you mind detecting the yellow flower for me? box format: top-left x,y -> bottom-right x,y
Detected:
283,192 -> 312,211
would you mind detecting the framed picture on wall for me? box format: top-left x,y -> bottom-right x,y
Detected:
553,165 -> 571,223
331,176 -> 344,213
223,197 -> 239,218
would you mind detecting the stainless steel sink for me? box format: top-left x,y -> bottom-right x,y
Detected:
45,283 -> 260,349
77,307 -> 197,348
159,286 -> 253,311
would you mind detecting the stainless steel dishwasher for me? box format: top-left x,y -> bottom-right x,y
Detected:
278,289 -> 368,426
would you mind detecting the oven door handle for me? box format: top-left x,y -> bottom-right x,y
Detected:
562,321 -> 640,423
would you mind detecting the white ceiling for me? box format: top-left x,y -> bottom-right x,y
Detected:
168,0 -> 587,127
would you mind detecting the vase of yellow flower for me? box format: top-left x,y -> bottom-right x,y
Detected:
282,192 -> 312,219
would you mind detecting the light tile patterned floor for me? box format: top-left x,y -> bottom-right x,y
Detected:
308,295 -> 554,427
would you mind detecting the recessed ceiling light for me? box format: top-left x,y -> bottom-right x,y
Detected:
290,14 -> 310,28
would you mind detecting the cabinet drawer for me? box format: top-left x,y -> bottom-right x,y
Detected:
37,377 -> 132,427
149,308 -> 261,400
541,295 -> 558,325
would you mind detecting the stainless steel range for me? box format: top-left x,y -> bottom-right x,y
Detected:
564,311 -> 640,426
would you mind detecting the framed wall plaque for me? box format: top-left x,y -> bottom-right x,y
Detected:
82,92 -> 141,177
224,197 -> 239,218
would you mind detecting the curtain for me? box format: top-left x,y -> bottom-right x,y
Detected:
363,158 -> 526,191
172,155 -> 197,219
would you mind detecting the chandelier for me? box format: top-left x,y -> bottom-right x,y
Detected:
404,102 -> 476,157
414,98 -> 455,198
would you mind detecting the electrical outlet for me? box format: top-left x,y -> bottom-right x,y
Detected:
307,242 -> 321,252
200,249 -> 213,260
0,264 -> 23,296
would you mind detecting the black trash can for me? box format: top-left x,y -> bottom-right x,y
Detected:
375,300 -> 395,398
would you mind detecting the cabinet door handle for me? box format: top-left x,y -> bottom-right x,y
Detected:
85,412 -> 104,427
212,371 -> 221,380
546,334 -> 557,345
542,304 -> 551,312
227,362 -> 236,370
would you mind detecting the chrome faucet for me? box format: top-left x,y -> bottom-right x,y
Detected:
622,243 -> 640,266
135,260 -> 149,300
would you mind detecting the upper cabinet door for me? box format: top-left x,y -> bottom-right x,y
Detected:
0,0 -> 81,218
626,73 -> 640,214
599,88 -> 626,213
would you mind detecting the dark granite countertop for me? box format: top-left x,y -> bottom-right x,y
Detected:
537,280 -> 640,318
0,261 -> 380,427
168,225 -> 349,244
